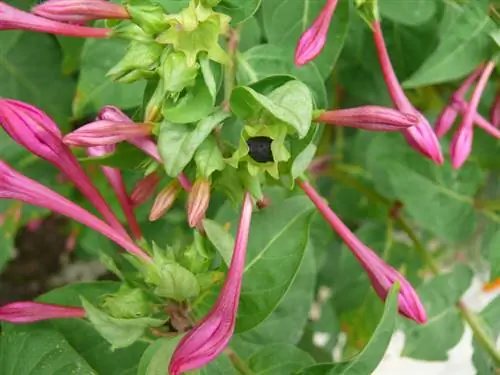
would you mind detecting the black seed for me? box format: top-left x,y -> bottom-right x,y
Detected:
247,136 -> 274,163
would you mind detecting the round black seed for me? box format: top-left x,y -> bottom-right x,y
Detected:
246,136 -> 274,163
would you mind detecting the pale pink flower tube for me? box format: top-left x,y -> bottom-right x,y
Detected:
294,0 -> 338,66
32,0 -> 130,24
450,60 -> 496,169
0,301 -> 85,323
315,106 -> 417,131
0,1 -> 110,37
0,160 -> 152,262
372,21 -> 443,165
298,179 -> 427,324
88,145 -> 142,239
169,193 -> 253,374
0,99 -> 128,237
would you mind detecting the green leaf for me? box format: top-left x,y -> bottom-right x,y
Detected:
262,0 -> 350,78
81,298 -> 166,349
403,3 -> 494,88
472,296 -> 500,375
230,81 -> 313,138
247,344 -> 314,374
194,136 -> 225,178
0,31 -> 75,125
298,283 -> 400,375
486,229 -> 500,280
74,38 -> 145,118
79,142 -> 150,170
137,337 -> 182,375
237,44 -> 328,107
203,218 -> 235,266
197,196 -> 314,332
158,109 -> 230,177
153,262 -> 200,301
379,0 -> 436,26
215,0 -> 261,24
401,265 -> 473,360
292,144 -> 317,179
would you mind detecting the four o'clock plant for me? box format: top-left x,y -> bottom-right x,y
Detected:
0,0 -> 499,374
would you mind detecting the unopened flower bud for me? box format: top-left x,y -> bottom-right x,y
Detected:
159,50 -> 199,93
126,3 -> 166,35
131,173 -> 162,207
107,42 -> 163,83
149,181 -> 181,221
435,105 -> 458,138
187,179 -> 211,228
490,92 -> 500,128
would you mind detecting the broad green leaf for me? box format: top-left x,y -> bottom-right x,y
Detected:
297,283 -> 400,375
203,218 -> 235,265
403,3 -> 494,88
194,136 -> 225,178
262,0 -> 350,78
158,110 -> 230,177
486,230 -> 500,280
247,344 -> 314,374
237,44 -> 327,107
74,38 -> 145,117
292,144 -> 317,179
79,142 -> 150,170
472,296 -> 500,375
215,0 -> 261,24
401,265 -> 473,360
379,0 -> 436,26
0,31 -> 75,125
196,196 -> 314,332
137,337 -> 182,375
230,81 -> 313,138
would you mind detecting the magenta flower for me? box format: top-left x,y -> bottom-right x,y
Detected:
372,21 -> 443,165
436,66 -> 483,137
0,99 -> 128,236
298,179 -> 427,324
451,61 -> 496,169
295,0 -> 338,66
169,193 -> 253,375
0,1 -> 110,37
451,100 -> 500,139
88,145 -> 142,239
131,172 -> 162,207
98,106 -> 192,191
64,121 -> 153,147
32,0 -> 130,24
315,106 -> 417,131
0,301 -> 85,323
0,160 -> 152,263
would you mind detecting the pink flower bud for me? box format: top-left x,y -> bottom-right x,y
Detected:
0,1 -> 110,37
169,193 -> 253,374
315,106 -> 417,131
435,106 -> 458,138
295,0 -> 338,66
32,0 -> 130,24
64,121 -> 153,147
450,60 -> 496,169
490,92 -> 500,128
149,181 -> 181,221
0,301 -> 85,323
186,179 -> 211,228
298,179 -> 427,324
372,21 -> 443,165
131,172 -> 161,207
0,99 -> 128,237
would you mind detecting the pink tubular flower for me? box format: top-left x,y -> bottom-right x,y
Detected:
490,92 -> 500,128
372,21 -> 443,165
314,106 -> 417,131
451,61 -> 496,169
451,100 -> 500,139
131,172 -> 162,207
0,1 -> 110,37
169,193 -> 253,375
0,99 -> 128,237
297,179 -> 427,324
98,106 -> 192,192
0,301 -> 85,323
32,0 -> 130,24
295,0 -> 338,66
0,160 -> 152,263
64,121 -> 153,147
88,145 -> 142,239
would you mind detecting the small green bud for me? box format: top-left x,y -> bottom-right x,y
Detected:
178,232 -> 212,274
101,285 -> 153,319
159,50 -> 199,93
126,3 -> 167,35
112,22 -> 153,43
107,41 -> 163,83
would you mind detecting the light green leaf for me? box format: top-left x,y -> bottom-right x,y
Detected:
137,337 -> 182,375
292,144 -> 317,179
379,0 -> 436,26
215,0 -> 261,24
203,218 -> 234,266
247,344 -> 314,374
158,110 -> 230,177
194,136 -> 225,178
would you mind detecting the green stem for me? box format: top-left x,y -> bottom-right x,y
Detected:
224,348 -> 255,375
